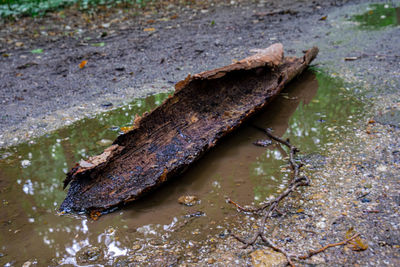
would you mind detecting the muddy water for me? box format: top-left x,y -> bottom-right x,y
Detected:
0,70 -> 366,266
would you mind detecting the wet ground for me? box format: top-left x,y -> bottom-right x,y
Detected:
1,0 -> 400,266
0,0 -> 379,148
0,69 -> 366,266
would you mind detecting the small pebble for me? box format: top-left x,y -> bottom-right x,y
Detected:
360,198 -> 371,203
100,102 -> 113,108
178,195 -> 199,206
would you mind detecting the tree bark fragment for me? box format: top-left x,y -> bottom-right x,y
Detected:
60,43 -> 319,213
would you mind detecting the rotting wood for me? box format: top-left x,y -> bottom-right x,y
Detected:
60,43 -> 319,213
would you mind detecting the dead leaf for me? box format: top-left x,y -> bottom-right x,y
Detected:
90,210 -> 101,221
79,60 -> 88,69
143,27 -> 156,32
121,125 -> 134,133
319,15 -> 328,21
15,42 -> 24,47
190,115 -> 198,123
178,195 -> 198,206
170,14 -> 178,19
346,227 -> 368,251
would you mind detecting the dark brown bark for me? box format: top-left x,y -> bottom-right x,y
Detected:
60,44 -> 319,213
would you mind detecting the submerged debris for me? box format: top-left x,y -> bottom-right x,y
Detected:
229,128 -> 363,266
253,139 -> 273,147
178,195 -> 199,206
76,246 -> 103,264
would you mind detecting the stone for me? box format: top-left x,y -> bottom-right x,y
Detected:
178,195 -> 199,206
76,246 -> 103,264
375,110 -> 400,128
251,248 -> 288,267
96,139 -> 113,146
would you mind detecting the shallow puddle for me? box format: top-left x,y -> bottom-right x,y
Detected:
351,3 -> 400,28
0,70 -> 367,266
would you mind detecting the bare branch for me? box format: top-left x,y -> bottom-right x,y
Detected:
228,127 -> 362,265
298,233 -> 360,259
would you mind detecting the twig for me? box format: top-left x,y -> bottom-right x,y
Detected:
297,228 -> 318,235
228,127 -> 363,266
228,127 -> 308,215
229,127 -> 309,249
298,233 -> 360,259
261,235 -> 296,267
226,198 -> 259,213
363,209 -> 380,213
226,198 -> 273,213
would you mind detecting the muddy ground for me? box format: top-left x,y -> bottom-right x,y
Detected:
0,0 -> 365,148
1,0 -> 400,266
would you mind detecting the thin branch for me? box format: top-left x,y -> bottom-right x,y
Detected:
228,126 -> 308,215
298,233 -> 360,259
226,198 -> 272,213
228,126 -> 362,266
229,127 -> 309,248
262,236 -> 296,267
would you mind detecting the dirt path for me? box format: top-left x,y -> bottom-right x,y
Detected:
1,0 -> 399,266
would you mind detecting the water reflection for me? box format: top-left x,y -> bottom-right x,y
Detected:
0,93 -> 169,266
0,70 -> 366,265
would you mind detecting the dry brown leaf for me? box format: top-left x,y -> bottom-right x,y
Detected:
346,228 -> 368,251
190,115 -> 198,123
79,60 -> 87,69
120,126 -> 134,133
90,210 -> 101,220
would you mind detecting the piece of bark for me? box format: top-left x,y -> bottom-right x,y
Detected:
60,43 -> 319,213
